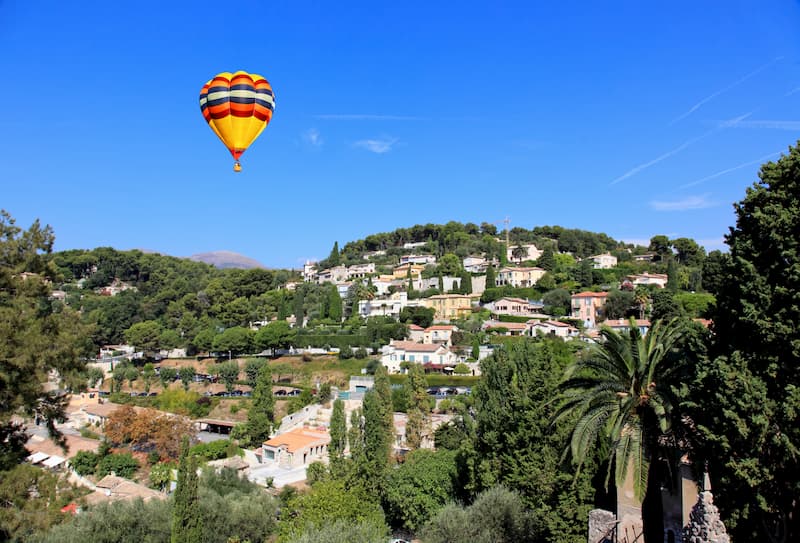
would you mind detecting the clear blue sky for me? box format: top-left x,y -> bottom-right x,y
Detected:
2,1 -> 799,268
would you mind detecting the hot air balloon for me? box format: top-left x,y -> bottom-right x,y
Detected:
199,71 -> 275,172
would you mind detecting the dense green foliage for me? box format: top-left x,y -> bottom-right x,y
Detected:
684,142 -> 800,542
172,439 -> 202,543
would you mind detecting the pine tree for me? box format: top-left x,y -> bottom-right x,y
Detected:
538,246 -> 556,272
171,438 -> 202,543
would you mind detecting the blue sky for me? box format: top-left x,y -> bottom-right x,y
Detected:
2,1 -> 799,268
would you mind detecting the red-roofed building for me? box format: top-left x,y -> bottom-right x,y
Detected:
262,427 -> 330,468
529,319 -> 579,339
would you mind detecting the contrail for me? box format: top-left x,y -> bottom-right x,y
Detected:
610,112 -> 752,186
679,151 -> 782,188
669,57 -> 783,125
610,128 -> 720,185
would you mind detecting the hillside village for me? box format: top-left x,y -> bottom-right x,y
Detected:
3,213 -> 773,543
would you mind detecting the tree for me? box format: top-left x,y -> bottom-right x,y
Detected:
355,390 -> 391,494
243,358 -> 265,387
671,237 -> 705,267
511,244 -> 527,263
87,366 -> 105,389
485,265 -> 496,288
124,320 -> 163,354
0,211 -> 91,466
436,253 -> 462,276
666,258 -> 679,291
97,452 -> 140,478
648,235 -> 672,261
159,366 -> 178,389
233,363 -> 274,448
326,284 -> 343,322
460,271 -> 473,294
537,246 -> 555,271
149,461 -> 173,491
254,320 -> 296,353
384,449 -> 459,531
603,289 -> 636,319
329,398 -> 347,472
399,306 -> 435,328
541,288 -> 571,316
216,360 -> 240,393
327,241 -> 341,267
179,366 -> 195,391
212,326 -> 252,356
142,363 -> 156,394
373,365 -> 395,454
404,364 -> 431,450
579,258 -> 594,287
689,144 -> 800,542
172,438 -> 202,543
553,318 -> 684,533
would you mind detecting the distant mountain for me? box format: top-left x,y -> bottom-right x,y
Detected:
189,251 -> 265,269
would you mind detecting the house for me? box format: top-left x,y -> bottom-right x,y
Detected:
423,294 -> 473,320
392,263 -> 425,279
82,402 -> 126,427
85,475 -> 167,505
392,412 -> 452,451
380,340 -> 458,374
413,275 -> 461,292
403,241 -> 427,249
262,427 -> 330,468
495,266 -> 546,288
483,320 -> 529,336
462,255 -> 489,273
423,325 -> 457,346
99,344 -> 135,359
97,279 -> 136,296
505,243 -> 542,262
358,291 -> 408,318
571,291 -> 609,328
407,324 -> 425,343
303,261 -> 317,282
485,296 -> 541,316
588,253 -> 618,269
628,272 -> 669,289
632,253 -> 656,262
529,319 -> 579,339
400,254 -> 437,266
346,262 -> 375,279
317,265 -> 348,284
372,275 -> 402,296
604,318 -> 651,336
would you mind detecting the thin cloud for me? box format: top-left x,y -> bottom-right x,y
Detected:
650,194 -> 717,211
785,87 -> 800,97
303,128 -> 323,147
354,137 -> 398,153
680,151 -> 781,188
669,56 -> 783,125
720,119 -> 800,130
316,114 -> 423,121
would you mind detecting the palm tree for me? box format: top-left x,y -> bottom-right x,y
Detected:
553,318 -> 683,508
511,244 -> 527,263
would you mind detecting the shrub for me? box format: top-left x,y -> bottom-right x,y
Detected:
96,452 -> 139,478
70,450 -> 100,476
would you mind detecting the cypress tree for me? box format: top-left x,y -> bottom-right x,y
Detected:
486,265 -> 496,288
171,438 -> 202,543
461,271 -> 473,294
438,273 -> 444,293
404,364 -> 431,450
328,241 -> 341,266
373,365 -> 395,454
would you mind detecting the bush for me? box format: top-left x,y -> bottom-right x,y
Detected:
339,345 -> 354,360
70,450 -> 100,476
354,347 -> 368,359
96,452 -> 139,478
189,439 -> 238,461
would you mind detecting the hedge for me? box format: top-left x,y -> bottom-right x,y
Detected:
294,334 -> 370,349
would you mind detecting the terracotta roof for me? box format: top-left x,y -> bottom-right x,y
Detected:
86,475 -> 166,504
499,266 -> 545,272
82,402 -> 128,419
408,324 -> 424,330
26,434 -> 100,459
426,325 -> 456,331
605,318 -> 651,327
571,291 -> 608,298
263,427 -> 330,453
489,321 -> 528,330
389,341 -> 443,352
536,320 -> 572,328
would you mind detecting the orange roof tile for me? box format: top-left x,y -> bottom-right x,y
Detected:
263,427 -> 330,453
571,291 -> 608,298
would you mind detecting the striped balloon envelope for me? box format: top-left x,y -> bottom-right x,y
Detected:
199,71 -> 275,172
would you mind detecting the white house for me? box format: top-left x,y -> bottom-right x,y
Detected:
483,320 -> 530,336
358,291 -> 408,319
317,265 -> 348,284
529,319 -> 579,339
628,273 -> 669,289
380,340 -> 457,374
588,253 -> 618,269
346,262 -> 375,279
505,244 -> 542,263
604,318 -> 651,336
462,255 -> 490,273
423,325 -> 457,346
400,254 -> 437,266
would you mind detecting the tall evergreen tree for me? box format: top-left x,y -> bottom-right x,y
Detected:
328,241 -> 341,266
171,438 -> 202,543
404,364 -> 431,450
666,258 -> 679,291
690,144 -> 800,541
234,364 -> 274,447
537,246 -> 556,272
354,391 -> 390,495
329,398 -> 347,461
461,271 -> 473,294
373,365 -> 395,453
327,284 -> 343,322
486,265 -> 496,289
293,286 -> 305,328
